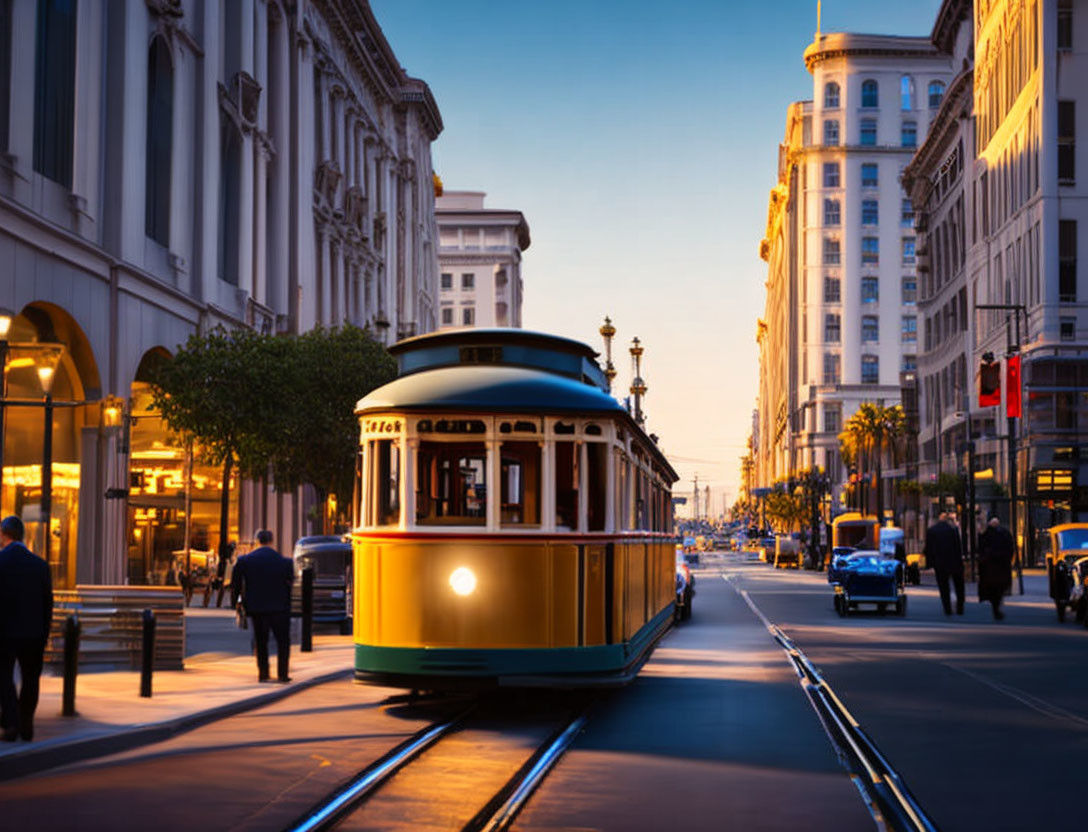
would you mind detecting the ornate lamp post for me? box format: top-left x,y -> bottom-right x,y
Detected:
629,337 -> 646,428
35,345 -> 64,564
599,316 -> 616,392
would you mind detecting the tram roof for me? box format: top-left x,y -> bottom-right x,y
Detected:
356,364 -> 678,480
387,328 -> 609,392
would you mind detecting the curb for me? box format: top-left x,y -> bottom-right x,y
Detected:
0,667 -> 353,782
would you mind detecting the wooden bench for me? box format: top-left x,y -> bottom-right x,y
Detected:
46,586 -> 186,670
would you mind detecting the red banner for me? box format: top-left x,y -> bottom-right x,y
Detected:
1006,354 -> 1022,419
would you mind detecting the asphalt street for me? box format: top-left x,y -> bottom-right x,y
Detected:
723,554 -> 1088,831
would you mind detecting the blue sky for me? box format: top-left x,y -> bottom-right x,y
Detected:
371,0 -> 943,514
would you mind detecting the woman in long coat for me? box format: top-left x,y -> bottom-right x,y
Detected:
978,517 -> 1014,620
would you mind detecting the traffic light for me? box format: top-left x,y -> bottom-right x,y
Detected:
979,356 -> 1001,407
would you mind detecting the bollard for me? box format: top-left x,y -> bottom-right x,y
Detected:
140,608 -> 156,698
301,566 -> 314,653
62,614 -> 80,717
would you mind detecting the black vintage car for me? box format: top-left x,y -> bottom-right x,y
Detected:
292,535 -> 353,634
831,551 -> 906,617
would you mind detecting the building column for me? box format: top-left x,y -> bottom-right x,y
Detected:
254,141 -> 269,308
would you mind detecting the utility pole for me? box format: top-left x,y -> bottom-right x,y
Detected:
693,473 -> 699,522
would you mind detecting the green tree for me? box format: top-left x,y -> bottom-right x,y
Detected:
149,327 -> 286,565
271,325 -> 397,530
839,403 -> 905,520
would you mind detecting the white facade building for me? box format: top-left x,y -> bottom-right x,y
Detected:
435,191 -> 530,329
793,34 -> 953,494
0,0 -> 442,587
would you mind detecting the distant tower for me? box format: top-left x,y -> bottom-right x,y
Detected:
629,337 -> 647,428
599,316 -> 617,392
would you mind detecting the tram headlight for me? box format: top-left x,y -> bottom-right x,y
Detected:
449,566 -> 477,596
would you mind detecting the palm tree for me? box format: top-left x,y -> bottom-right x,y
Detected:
840,403 -> 906,520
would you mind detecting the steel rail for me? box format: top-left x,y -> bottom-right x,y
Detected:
468,712 -> 588,832
283,713 -> 466,832
727,574 -> 939,832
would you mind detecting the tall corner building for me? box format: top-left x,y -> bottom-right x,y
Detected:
435,191 -> 530,329
756,32 -> 953,497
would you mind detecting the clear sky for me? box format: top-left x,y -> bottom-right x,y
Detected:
371,0 -> 943,517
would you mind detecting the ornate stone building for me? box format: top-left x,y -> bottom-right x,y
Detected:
0,0 -> 442,586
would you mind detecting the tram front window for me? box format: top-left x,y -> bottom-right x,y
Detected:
417,441 -> 487,525
500,442 -> 541,526
369,440 -> 400,527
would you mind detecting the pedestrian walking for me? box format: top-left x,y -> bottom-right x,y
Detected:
924,512 -> 965,616
0,516 -> 53,742
231,530 -> 294,682
978,516 -> 1014,620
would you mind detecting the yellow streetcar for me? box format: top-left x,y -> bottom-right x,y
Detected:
350,329 -> 679,688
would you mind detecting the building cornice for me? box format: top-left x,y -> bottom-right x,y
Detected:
901,68 -> 973,199
931,0 -> 971,53
804,32 -> 941,72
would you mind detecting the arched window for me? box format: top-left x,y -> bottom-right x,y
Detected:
33,0 -> 78,186
928,81 -> 946,108
145,37 -> 174,246
861,79 -> 879,108
218,120 -> 241,285
824,81 -> 840,108
900,75 -> 914,110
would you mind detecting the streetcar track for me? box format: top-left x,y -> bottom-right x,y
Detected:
724,571 -> 938,832
284,699 -> 591,832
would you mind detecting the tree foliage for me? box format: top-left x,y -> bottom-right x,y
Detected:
149,324 -> 397,535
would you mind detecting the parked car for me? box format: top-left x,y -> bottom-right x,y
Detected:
292,535 -> 353,634
774,536 -> 801,569
1047,524 -> 1088,623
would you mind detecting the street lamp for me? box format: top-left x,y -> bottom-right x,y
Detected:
34,345 -> 64,565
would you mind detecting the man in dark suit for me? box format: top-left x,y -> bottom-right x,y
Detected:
0,516 -> 53,741
231,530 -> 294,682
924,512 -> 965,616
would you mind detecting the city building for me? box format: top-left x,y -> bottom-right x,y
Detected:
0,0 -> 442,587
755,102 -> 805,488
754,31 -> 953,505
435,191 -> 530,329
901,0 -> 975,546
968,0 -> 1088,558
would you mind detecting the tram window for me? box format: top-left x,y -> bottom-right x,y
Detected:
586,443 -> 607,531
554,422 -> 575,435
499,420 -> 538,434
500,442 -> 541,526
435,419 -> 486,434
416,441 -> 487,526
555,441 -> 579,530
369,440 -> 400,527
585,424 -> 602,436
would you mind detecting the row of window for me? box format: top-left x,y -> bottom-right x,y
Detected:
363,436 -> 671,533
921,355 -> 968,426
823,161 -> 882,188
821,353 -> 883,385
924,195 -> 967,300
821,275 -> 916,305
440,306 -> 475,326
440,272 -> 475,291
822,119 -> 917,148
976,0 -> 1040,149
823,78 -> 945,111
822,236 -> 916,266
823,314 -> 916,344
923,287 -> 968,353
823,198 -> 914,227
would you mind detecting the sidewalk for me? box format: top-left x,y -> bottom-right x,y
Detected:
0,607 -> 356,780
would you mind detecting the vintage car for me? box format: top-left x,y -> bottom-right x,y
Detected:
292,535 -> 353,634
1047,524 -> 1088,623
774,535 -> 802,569
832,550 -> 906,617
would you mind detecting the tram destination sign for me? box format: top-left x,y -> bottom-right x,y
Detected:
362,418 -> 401,434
